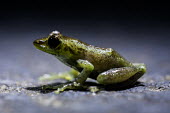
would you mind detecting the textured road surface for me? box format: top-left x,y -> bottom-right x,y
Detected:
0,20 -> 170,113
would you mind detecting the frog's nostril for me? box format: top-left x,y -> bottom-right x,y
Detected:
33,40 -> 45,45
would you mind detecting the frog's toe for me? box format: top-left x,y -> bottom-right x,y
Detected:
52,82 -> 84,94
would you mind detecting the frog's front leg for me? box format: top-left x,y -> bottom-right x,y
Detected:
47,59 -> 94,93
97,63 -> 146,87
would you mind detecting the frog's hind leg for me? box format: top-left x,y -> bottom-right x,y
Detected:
39,69 -> 79,81
97,63 -> 146,88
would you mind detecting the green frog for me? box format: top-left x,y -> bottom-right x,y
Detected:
33,31 -> 146,93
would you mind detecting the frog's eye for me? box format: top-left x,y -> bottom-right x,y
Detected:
48,36 -> 60,48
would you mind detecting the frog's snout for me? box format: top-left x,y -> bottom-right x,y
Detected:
33,39 -> 45,45
33,39 -> 47,48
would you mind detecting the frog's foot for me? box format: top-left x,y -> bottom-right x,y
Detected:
42,82 -> 101,94
41,82 -> 84,93
39,73 -> 74,81
54,82 -> 83,94
39,69 -> 79,81
87,86 -> 101,93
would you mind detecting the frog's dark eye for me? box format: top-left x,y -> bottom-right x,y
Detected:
48,36 -> 60,48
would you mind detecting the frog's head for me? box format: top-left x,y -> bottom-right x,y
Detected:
33,31 -> 63,55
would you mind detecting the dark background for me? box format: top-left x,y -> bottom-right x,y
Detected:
1,1 -> 170,33
0,1 -> 170,113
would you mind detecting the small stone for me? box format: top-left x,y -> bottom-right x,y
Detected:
0,84 -> 8,90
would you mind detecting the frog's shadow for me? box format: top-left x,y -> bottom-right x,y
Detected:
26,81 -> 144,94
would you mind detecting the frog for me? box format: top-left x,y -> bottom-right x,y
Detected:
33,31 -> 146,93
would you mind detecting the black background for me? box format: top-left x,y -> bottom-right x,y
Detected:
1,1 -> 170,33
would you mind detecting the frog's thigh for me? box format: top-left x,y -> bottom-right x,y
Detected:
97,67 -> 143,85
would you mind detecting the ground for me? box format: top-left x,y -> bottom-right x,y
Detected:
0,21 -> 170,113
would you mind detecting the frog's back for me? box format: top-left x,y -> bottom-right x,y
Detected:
60,36 -> 131,75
